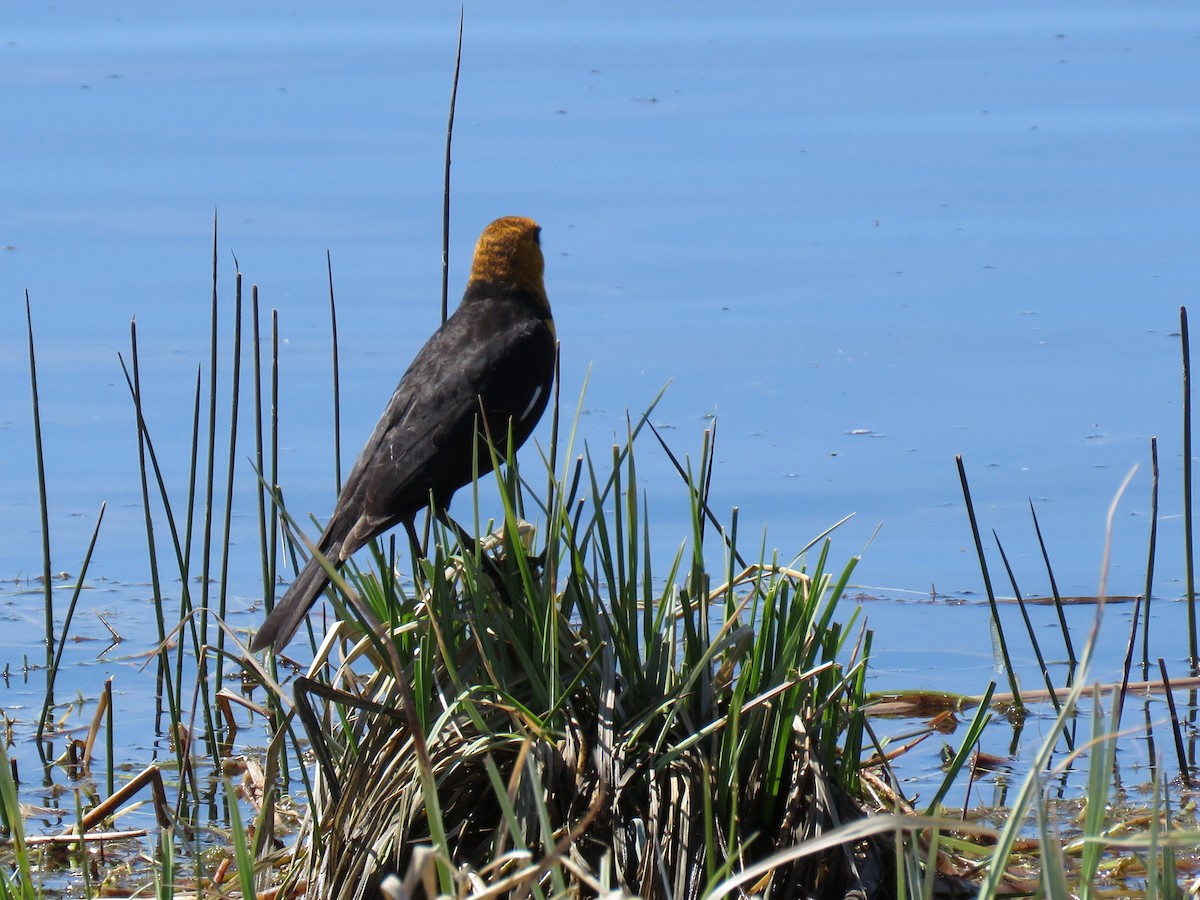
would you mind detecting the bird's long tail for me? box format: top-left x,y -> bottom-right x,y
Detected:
248,546 -> 341,651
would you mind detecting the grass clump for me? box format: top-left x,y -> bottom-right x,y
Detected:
257,408 -> 889,899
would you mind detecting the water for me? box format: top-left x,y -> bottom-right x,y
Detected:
3,0 -> 1199,861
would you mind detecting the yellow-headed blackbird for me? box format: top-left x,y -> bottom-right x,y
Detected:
250,216 -> 554,651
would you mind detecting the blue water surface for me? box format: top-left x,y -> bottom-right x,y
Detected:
2,1 -> 1199,852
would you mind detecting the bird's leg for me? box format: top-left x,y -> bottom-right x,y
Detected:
437,510 -> 478,554
438,510 -> 542,573
524,546 -> 547,571
403,518 -> 425,563
446,511 -> 549,573
401,518 -> 431,597
435,509 -> 518,607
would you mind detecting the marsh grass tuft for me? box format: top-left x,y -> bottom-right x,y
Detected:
258,401 -> 890,899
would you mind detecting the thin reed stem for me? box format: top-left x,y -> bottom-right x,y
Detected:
179,369 -> 202,702
441,9 -> 464,324
955,455 -> 1023,711
328,251 -> 342,493
271,310 -> 281,608
1183,306 -> 1197,670
39,504 -> 106,742
1029,500 -> 1075,677
104,678 -> 114,798
121,323 -> 225,781
123,322 -> 180,724
994,531 -> 1062,717
1117,593 -> 1141,726
24,294 -> 55,730
1158,658 -> 1192,789
252,286 -> 270,605
201,211 -> 220,650
1142,435 -> 1159,671
214,267 -> 244,713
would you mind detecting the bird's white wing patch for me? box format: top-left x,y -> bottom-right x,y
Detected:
519,384 -> 545,423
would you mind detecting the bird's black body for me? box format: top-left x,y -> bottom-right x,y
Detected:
250,216 -> 554,651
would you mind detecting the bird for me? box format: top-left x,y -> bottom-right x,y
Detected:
250,216 -> 555,651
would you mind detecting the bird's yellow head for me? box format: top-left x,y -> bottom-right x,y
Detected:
468,216 -> 549,314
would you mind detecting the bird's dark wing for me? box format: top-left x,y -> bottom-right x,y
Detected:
250,291 -> 553,653
341,296 -> 555,554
